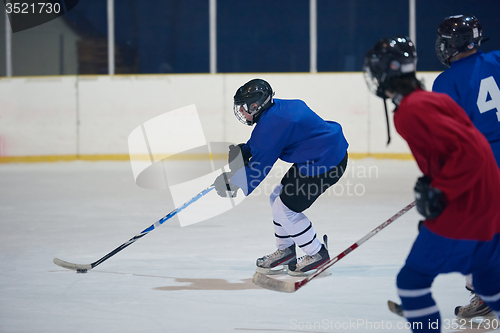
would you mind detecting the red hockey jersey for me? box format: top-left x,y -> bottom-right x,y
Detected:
394,88 -> 500,241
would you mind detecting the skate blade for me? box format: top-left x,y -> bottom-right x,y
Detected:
287,268 -> 332,277
256,265 -> 288,275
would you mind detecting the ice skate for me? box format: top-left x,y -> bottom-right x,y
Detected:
288,235 -> 331,277
256,244 -> 296,275
455,293 -> 493,320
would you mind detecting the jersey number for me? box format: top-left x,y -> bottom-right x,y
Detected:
477,76 -> 500,121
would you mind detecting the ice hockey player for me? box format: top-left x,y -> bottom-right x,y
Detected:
433,15 -> 500,321
213,78 -> 349,276
363,36 -> 500,332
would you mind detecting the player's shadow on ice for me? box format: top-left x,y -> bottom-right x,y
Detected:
62,269 -> 264,290
155,277 -> 261,291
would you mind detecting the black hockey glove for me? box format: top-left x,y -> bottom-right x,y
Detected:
228,143 -> 252,173
414,176 -> 446,219
214,172 -> 239,198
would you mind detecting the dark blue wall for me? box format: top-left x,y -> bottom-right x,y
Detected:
64,0 -> 500,74
217,1 -> 310,72
317,0 -> 409,72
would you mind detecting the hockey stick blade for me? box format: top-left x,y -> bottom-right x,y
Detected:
252,273 -> 297,293
253,201 -> 416,292
53,186 -> 215,272
53,258 -> 93,271
388,300 -> 404,317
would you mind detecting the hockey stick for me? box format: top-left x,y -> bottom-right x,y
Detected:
253,201 -> 416,293
53,186 -> 215,272
388,300 -> 404,317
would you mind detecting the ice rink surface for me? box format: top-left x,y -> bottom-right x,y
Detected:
0,158 -> 493,333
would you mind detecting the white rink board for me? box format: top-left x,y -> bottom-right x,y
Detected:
0,72 -> 440,158
77,75 -> 226,155
0,76 -> 78,156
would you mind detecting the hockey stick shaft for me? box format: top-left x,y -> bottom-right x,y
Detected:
253,201 -> 416,293
53,186 -> 215,271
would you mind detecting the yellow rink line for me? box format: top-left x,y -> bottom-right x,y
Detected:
0,153 -> 414,164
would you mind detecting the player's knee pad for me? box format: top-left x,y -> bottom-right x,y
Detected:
269,184 -> 283,207
272,196 -> 304,225
397,265 -> 434,290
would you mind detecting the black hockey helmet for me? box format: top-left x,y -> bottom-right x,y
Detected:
435,15 -> 483,67
363,36 -> 417,99
363,36 -> 417,145
233,79 -> 275,126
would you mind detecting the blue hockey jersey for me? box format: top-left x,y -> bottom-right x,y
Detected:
230,99 -> 349,195
432,50 -> 500,167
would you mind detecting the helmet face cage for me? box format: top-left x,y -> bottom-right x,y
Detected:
363,36 -> 417,99
233,102 -> 253,126
435,15 -> 482,67
363,57 -> 387,98
233,79 -> 274,126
